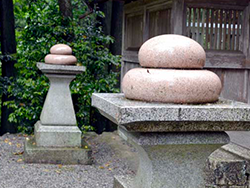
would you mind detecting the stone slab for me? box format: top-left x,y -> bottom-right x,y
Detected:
113,175 -> 133,188
35,121 -> 82,147
24,137 -> 92,165
37,62 -> 85,75
118,126 -> 230,146
92,93 -> 250,132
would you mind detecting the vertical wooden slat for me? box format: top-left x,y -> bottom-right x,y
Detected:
214,10 -> 218,50
206,8 -> 210,49
188,7 -> 192,38
223,10 -> 227,50
201,9 -> 205,47
210,9 -> 214,49
219,9 -> 223,50
232,10 -> 236,50
228,10 -> 232,50
192,8 -> 196,40
236,11 -> 241,51
143,7 -> 149,42
197,8 -> 200,43
168,9 -> 171,34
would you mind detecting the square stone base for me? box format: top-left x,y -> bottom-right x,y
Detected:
24,137 -> 92,165
35,121 -> 82,147
114,175 -> 133,188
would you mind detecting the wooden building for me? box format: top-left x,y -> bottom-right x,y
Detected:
121,0 -> 250,103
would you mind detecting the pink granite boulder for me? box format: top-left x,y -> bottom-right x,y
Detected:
50,44 -> 72,55
122,68 -> 222,104
45,54 -> 77,65
138,35 -> 206,68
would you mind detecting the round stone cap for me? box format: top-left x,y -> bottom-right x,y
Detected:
138,34 -> 206,68
50,44 -> 72,55
122,68 -> 222,104
45,54 -> 77,65
45,44 -> 77,65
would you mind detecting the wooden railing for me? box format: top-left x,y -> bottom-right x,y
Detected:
186,7 -> 243,51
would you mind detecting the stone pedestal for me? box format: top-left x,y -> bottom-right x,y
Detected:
116,127 -> 229,188
91,93 -> 250,188
24,63 -> 92,165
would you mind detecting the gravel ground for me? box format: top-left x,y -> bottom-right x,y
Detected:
0,132 -> 137,188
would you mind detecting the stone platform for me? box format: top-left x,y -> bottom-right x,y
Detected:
92,93 -> 250,188
24,137 -> 92,165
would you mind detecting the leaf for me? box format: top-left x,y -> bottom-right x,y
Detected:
13,151 -> 24,155
17,159 -> 23,162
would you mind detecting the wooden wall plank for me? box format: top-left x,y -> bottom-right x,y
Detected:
228,10 -> 232,50
214,10 -> 218,49
223,10 -> 227,50
201,9 -> 205,46
205,9 -> 209,49
232,10 -> 236,50
236,10 -> 240,51
219,10 -> 223,50
185,0 -> 249,7
210,9 -> 214,49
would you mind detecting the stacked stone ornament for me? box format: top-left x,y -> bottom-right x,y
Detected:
45,44 -> 77,65
122,34 -> 222,103
24,44 -> 91,165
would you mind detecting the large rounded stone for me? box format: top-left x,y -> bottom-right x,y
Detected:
139,35 -> 206,68
50,44 -> 72,55
122,68 -> 222,104
45,54 -> 77,65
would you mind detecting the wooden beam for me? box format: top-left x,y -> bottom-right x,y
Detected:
171,0 -> 185,34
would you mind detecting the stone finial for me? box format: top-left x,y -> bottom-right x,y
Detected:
122,34 -> 222,104
138,35 -> 206,68
50,44 -> 72,55
45,44 -> 77,65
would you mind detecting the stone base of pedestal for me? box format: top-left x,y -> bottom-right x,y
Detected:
114,175 -> 133,188
35,121 -> 82,147
118,126 -> 230,188
24,137 -> 92,165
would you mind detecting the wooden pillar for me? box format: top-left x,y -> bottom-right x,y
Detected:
246,3 -> 250,64
242,2 -> 250,65
171,0 -> 185,35
0,0 -> 17,135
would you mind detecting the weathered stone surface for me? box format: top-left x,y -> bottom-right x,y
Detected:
37,62 -> 85,75
206,143 -> 250,187
122,68 -> 222,103
91,93 -> 250,132
138,34 -> 206,68
24,137 -> 92,165
39,73 -> 77,126
45,54 -> 77,65
114,175 -> 133,188
35,121 -> 82,147
117,126 -> 229,188
50,44 -> 72,55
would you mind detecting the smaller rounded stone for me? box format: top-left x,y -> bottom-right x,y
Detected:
45,54 -> 77,65
50,44 -> 72,55
139,34 -> 206,68
122,68 -> 222,104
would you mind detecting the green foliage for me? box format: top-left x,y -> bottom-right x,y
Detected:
5,0 -> 120,133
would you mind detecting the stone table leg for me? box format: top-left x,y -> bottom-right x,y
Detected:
114,127 -> 230,188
